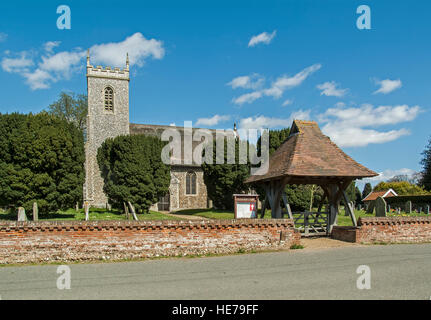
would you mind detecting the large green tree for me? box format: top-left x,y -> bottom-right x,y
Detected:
97,135 -> 171,213
362,182 -> 372,200
202,137 -> 251,210
420,136 -> 431,191
373,181 -> 428,195
0,112 -> 85,213
47,92 -> 88,131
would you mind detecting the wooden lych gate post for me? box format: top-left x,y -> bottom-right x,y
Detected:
262,177 -> 290,219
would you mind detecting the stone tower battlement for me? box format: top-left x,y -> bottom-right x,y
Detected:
84,50 -> 130,207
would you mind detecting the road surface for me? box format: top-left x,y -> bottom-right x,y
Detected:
1,243 -> 430,299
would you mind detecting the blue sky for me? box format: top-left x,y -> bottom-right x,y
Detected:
0,0 -> 430,189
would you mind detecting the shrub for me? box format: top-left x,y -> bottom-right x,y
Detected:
97,134 -> 170,213
0,112 -> 84,213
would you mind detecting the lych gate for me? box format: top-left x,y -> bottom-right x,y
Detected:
246,120 -> 378,236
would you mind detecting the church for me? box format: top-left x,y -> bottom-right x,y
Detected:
83,52 -> 231,211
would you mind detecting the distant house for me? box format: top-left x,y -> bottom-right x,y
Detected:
362,189 -> 398,208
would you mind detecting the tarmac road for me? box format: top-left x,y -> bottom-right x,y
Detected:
1,243 -> 431,300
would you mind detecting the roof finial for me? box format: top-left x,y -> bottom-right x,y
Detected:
126,52 -> 129,69
234,122 -> 237,131
86,49 -> 90,66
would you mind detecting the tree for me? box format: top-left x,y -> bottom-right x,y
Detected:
0,112 -> 85,213
47,92 -> 88,131
373,181 -> 428,195
97,134 -> 171,213
202,138 -> 251,210
362,183 -> 372,200
420,136 -> 431,191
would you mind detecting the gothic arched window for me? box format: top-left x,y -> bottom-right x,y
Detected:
186,171 -> 197,195
104,87 -> 114,112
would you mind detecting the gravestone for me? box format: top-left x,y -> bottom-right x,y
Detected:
32,202 -> 38,221
17,207 -> 27,221
426,205 -> 430,215
405,201 -> 412,214
375,196 -> 387,217
84,201 -> 89,221
123,202 -> 130,220
366,201 -> 375,214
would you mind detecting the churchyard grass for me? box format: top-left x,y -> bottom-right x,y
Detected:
174,208 -> 428,227
0,207 -> 182,221
172,208 -> 272,219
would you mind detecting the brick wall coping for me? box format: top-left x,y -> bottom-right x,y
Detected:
0,218 -> 294,231
358,216 -> 431,226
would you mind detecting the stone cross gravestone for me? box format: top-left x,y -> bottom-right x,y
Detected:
17,207 -> 27,221
405,201 -> 412,214
32,202 -> 38,221
375,196 -> 387,217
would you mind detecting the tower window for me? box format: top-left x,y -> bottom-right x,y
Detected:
186,171 -> 197,195
104,87 -> 114,112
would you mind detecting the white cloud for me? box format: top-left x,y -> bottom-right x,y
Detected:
362,168 -> 416,184
239,109 -> 311,130
1,52 -> 34,73
44,41 -> 61,53
270,64 -> 321,92
248,30 -> 276,47
322,126 -> 409,148
227,73 -> 264,90
23,69 -> 53,90
374,79 -> 402,94
0,32 -> 7,42
317,81 -> 347,97
231,64 -> 321,105
90,32 -> 164,67
196,114 -> 231,126
282,99 -> 292,106
1,32 -> 165,90
232,91 -> 263,105
319,103 -> 420,147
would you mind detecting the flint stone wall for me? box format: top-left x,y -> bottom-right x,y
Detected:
332,216 -> 431,244
0,219 -> 300,265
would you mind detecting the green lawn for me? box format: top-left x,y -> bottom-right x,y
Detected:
172,207 -> 429,227
172,208 -> 272,219
0,207 -> 182,221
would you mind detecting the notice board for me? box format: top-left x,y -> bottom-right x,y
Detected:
233,194 -> 259,219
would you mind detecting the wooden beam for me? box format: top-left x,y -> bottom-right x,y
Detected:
260,198 -> 267,218
282,192 -> 293,219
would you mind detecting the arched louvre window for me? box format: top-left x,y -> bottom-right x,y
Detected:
186,171 -> 197,195
104,87 -> 114,112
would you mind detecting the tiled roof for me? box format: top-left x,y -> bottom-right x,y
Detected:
363,190 -> 397,202
246,120 -> 378,183
130,123 -> 236,167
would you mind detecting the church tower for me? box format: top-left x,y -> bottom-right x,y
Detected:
84,51 -> 130,207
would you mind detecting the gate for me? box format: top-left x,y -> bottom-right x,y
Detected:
292,211 -> 329,236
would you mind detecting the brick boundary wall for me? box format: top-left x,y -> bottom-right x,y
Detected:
332,217 -> 431,244
0,219 -> 300,265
